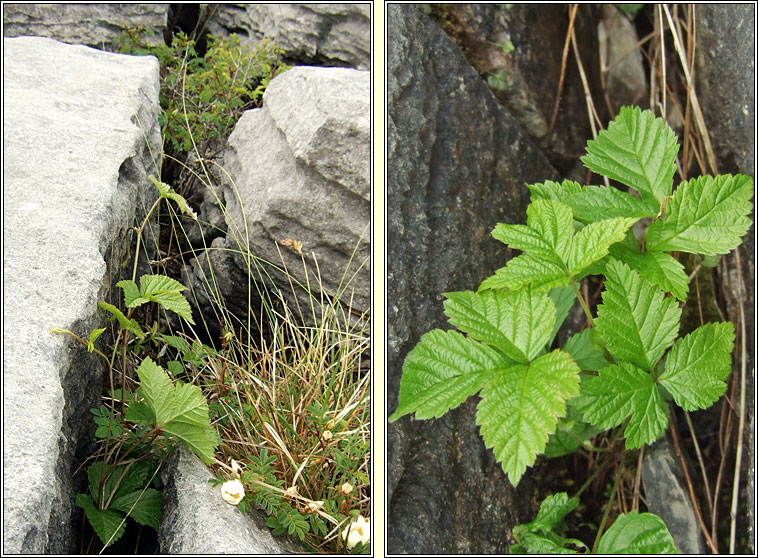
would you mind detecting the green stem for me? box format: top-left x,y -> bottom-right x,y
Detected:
569,276 -> 594,327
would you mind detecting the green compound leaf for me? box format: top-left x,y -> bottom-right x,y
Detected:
98,302 -> 145,339
597,511 -> 678,554
609,242 -> 689,301
576,362 -> 668,449
567,185 -> 657,224
444,287 -> 555,363
582,106 -> 679,210
659,322 -> 735,411
528,179 -> 583,205
482,200 -> 635,292
111,488 -> 163,530
76,493 -> 126,548
595,259 -> 680,371
545,404 -> 603,458
646,174 -> 754,256
476,350 -> 580,486
118,275 -> 194,324
510,492 -> 587,554
136,356 -> 218,464
388,330 -> 506,421
117,279 -> 148,307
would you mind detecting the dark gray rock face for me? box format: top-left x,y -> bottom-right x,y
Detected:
3,36 -> 160,553
696,6 -> 755,553
207,3 -> 370,69
2,4 -> 168,47
433,4 -> 602,177
159,448 -> 303,554
641,439 -> 705,554
387,5 -> 561,553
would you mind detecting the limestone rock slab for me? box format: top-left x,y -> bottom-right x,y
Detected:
2,4 -> 168,48
219,66 -> 370,325
159,447 -> 303,554
2,36 -> 160,553
208,4 -> 370,69
387,5 -> 560,553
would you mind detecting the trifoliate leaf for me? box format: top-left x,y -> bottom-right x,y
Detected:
476,350 -> 580,485
528,179 -> 583,205
482,200 -> 635,292
582,106 -> 678,210
98,302 -> 146,339
111,488 -> 163,530
76,493 -> 126,547
136,357 -> 218,464
646,174 -> 754,256
388,330 -> 506,421
609,243 -> 689,301
597,511 -> 678,554
444,288 -> 555,363
563,329 -> 608,371
117,279 -> 146,307
568,185 -> 657,224
659,322 -> 735,411
576,362 -> 668,448
595,259 -> 680,371
122,275 -> 194,324
510,492 -> 587,554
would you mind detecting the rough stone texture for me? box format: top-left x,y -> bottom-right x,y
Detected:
216,66 -> 370,329
641,439 -> 705,554
387,5 -> 561,553
159,447 -> 303,554
696,6 -> 755,553
598,4 -> 647,110
207,3 -> 370,70
432,3 -> 602,177
2,4 -> 168,48
3,36 -> 160,553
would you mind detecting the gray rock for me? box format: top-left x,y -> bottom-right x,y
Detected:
696,5 -> 755,553
219,66 -> 370,328
2,4 -> 168,48
2,36 -> 160,553
599,4 -> 647,110
159,447 -> 303,554
641,438 -> 705,554
387,5 -> 560,553
207,3 -> 370,69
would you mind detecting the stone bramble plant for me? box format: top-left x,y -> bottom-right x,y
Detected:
389,106 -> 753,553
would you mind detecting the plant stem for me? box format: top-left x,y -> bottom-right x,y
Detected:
569,276 -> 594,327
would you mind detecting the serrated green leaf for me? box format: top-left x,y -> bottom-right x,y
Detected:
576,362 -> 668,448
568,185 -> 656,224
597,511 -> 678,554
135,275 -> 194,324
136,357 -> 218,464
532,491 -> 580,531
646,174 -> 754,256
389,330 -> 507,421
149,174 -> 171,197
568,217 -> 637,274
482,200 -> 635,292
117,279 -> 147,308
596,259 -> 680,371
98,301 -> 145,339
444,288 -> 555,362
479,254 -> 568,292
545,404 -> 603,457
148,291 -> 194,324
609,243 -> 689,301
659,322 -> 735,411
582,106 -> 678,209
528,180 -> 583,205
125,399 -> 155,425
111,488 -> 163,530
76,493 -> 125,547
563,329 -> 608,371
139,274 -> 187,296
476,350 -> 580,485
510,492 -> 586,554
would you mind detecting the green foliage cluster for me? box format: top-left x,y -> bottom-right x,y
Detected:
389,106 -> 753,549
115,25 -> 290,155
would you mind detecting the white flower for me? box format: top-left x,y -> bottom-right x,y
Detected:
342,515 -> 370,549
322,429 -> 333,441
306,500 -> 324,513
341,481 -> 354,495
221,479 -> 245,505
